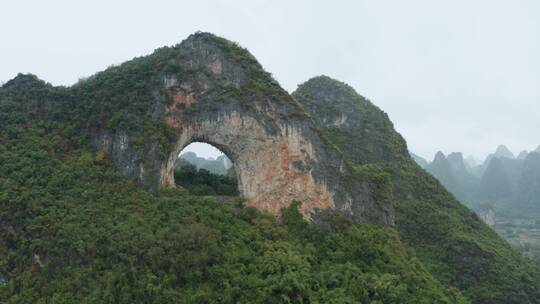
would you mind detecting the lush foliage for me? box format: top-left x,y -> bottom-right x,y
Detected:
293,76 -> 540,304
174,161 -> 239,196
0,107 -> 464,303
2,34 -> 540,303
495,218 -> 540,266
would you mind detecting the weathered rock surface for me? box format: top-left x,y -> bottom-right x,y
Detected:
85,33 -> 393,225
478,204 -> 496,226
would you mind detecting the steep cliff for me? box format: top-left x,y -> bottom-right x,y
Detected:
293,75 -> 540,303
0,33 -> 393,226
0,102 -> 467,302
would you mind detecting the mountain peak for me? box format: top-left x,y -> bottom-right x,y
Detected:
294,75 -> 371,106
517,150 -> 529,160
494,145 -> 514,159
447,152 -> 464,162
433,151 -> 446,162
296,75 -> 351,94
2,73 -> 49,90
300,75 -> 345,87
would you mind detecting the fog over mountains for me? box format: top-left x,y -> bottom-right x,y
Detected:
413,144 -> 540,219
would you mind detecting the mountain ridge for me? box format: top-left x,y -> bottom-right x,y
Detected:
293,75 -> 540,303
414,144 -> 540,219
1,34 -> 539,303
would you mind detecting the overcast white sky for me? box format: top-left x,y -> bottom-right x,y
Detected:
2,0 -> 539,161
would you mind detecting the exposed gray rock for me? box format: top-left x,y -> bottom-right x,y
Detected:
89,33 -> 393,226
478,204 -> 496,226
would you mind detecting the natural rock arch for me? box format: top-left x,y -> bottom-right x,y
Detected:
163,107 -> 334,216
92,33 -> 393,225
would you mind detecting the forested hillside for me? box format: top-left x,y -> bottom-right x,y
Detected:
293,75 -> 540,304
1,33 -> 540,303
0,93 -> 464,303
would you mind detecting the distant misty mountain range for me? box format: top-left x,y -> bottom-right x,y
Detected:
412,144 -> 540,219
175,151 -> 232,175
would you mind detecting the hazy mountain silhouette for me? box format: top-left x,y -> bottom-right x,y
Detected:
471,145 -> 515,177
176,151 -> 232,175
480,157 -> 514,205
464,155 -> 478,169
517,150 -> 529,160
515,152 -> 540,217
425,151 -> 479,204
418,144 -> 538,218
426,152 -> 457,191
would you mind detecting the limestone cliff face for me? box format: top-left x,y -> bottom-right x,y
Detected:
162,111 -> 335,217
86,33 -> 393,226
478,205 -> 496,227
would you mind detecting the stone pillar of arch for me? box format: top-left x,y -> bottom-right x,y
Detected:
94,33 -> 394,226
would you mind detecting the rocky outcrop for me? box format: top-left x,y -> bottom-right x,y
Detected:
478,204 -> 496,226
4,32 -> 540,304
84,33 -> 393,225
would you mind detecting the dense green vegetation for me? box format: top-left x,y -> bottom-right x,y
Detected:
293,76 -> 540,304
2,33 -> 539,303
174,160 -> 239,196
419,147 -> 540,220
495,219 -> 540,266
0,103 -> 464,303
